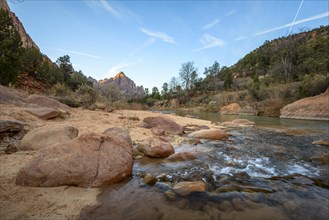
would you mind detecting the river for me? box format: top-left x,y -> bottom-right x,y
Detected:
81,112 -> 329,220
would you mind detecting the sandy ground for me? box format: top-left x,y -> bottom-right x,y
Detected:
0,104 -> 215,220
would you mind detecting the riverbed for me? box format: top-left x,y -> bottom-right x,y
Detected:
81,113 -> 329,220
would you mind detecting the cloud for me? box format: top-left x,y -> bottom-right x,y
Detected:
224,9 -> 236,17
202,19 -> 220,30
48,47 -> 105,60
140,28 -> 176,44
202,9 -> 236,30
108,59 -> 143,76
236,11 -> 329,40
194,34 -> 225,52
99,0 -> 123,20
128,37 -> 156,57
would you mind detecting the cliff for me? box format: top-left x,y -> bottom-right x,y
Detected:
98,72 -> 145,100
0,0 -> 39,50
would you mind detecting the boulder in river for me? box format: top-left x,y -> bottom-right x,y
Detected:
280,89 -> 329,120
219,103 -> 241,115
166,152 -> 198,162
172,181 -> 206,196
138,136 -> 174,158
16,131 -> 133,187
189,129 -> 228,140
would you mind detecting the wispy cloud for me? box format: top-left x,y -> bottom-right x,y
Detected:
202,19 -> 220,30
194,34 -> 225,52
236,11 -> 329,40
224,9 -> 236,17
48,47 -> 105,60
202,9 -> 236,30
128,37 -> 156,57
140,28 -> 176,44
109,59 -> 143,76
99,0 -> 123,20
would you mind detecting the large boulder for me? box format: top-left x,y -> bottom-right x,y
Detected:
25,107 -> 59,120
20,124 -> 79,151
103,127 -> 132,145
189,129 -> 228,140
280,89 -> 329,120
219,103 -> 241,115
26,95 -> 71,112
138,136 -> 174,158
16,131 -> 133,187
143,116 -> 183,135
172,181 -> 206,196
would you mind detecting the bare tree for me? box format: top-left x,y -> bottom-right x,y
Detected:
179,61 -> 198,89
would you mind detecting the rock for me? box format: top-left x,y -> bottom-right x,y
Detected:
0,120 -> 24,133
25,107 -> 59,120
240,105 -> 258,116
143,173 -> 157,186
151,127 -> 165,136
26,95 -> 71,112
20,125 -> 78,151
4,145 -> 19,154
219,103 -> 241,115
103,127 -> 132,145
232,119 -> 255,126
280,89 -> 329,120
138,137 -> 174,158
311,153 -> 329,165
172,181 -> 206,196
166,152 -> 198,162
136,121 -> 152,129
164,189 -> 177,201
231,197 -> 247,211
189,129 -> 228,140
170,99 -> 180,108
312,138 -> 329,146
156,173 -> 170,182
183,124 -> 210,133
143,116 -> 183,135
16,132 -> 133,187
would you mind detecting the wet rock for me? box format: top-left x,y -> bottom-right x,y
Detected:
16,132 -> 133,187
231,119 -> 255,126
189,129 -> 228,140
310,153 -> 329,165
20,125 -> 78,151
143,173 -> 157,186
183,124 -> 210,133
25,107 -> 59,120
231,197 -> 247,211
0,120 -> 24,133
164,189 -> 177,201
138,137 -> 174,158
172,181 -> 206,196
156,173 -> 170,182
166,152 -> 198,162
103,127 -> 132,145
312,138 -> 329,146
219,103 -> 241,115
143,116 -> 183,135
151,127 -> 165,136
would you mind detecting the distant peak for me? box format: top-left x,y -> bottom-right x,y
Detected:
114,72 -> 126,79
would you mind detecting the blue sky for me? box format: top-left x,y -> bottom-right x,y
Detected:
8,0 -> 329,90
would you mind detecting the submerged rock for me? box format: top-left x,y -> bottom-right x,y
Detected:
312,138 -> 329,146
172,181 -> 206,196
143,173 -> 157,186
166,152 -> 198,162
16,131 -> 133,187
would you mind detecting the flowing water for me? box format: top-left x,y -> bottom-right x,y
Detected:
81,113 -> 329,220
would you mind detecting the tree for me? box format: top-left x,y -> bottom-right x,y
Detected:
144,88 -> 149,96
179,61 -> 198,90
220,66 -> 233,90
0,9 -> 22,85
151,86 -> 160,99
169,76 -> 180,93
56,55 -> 73,84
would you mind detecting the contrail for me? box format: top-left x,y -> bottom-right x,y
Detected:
288,0 -> 304,35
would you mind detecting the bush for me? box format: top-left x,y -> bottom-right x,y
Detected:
52,83 -> 71,97
75,84 -> 98,108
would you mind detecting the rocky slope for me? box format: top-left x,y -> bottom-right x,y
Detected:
0,0 -> 39,49
280,88 -> 329,120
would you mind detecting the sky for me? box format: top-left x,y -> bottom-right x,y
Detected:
8,0 -> 329,90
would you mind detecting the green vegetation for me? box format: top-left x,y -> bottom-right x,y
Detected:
143,26 -> 328,115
